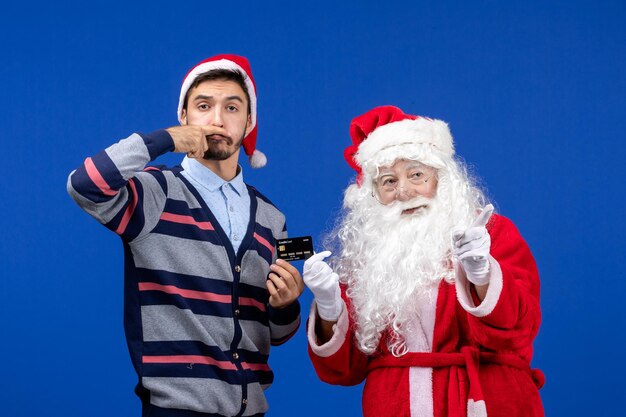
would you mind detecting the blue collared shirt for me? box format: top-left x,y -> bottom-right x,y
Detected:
180,157 -> 250,253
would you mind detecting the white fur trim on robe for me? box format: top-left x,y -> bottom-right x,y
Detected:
468,399 -> 488,417
405,285 -> 439,417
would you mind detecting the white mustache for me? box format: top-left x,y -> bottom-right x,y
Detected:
377,196 -> 432,219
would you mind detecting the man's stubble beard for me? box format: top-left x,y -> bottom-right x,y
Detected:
202,133 -> 245,161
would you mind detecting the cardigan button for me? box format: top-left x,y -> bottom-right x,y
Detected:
235,265 -> 241,273
233,352 -> 239,360
242,398 -> 248,405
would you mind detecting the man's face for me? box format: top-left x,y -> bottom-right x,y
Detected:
180,79 -> 252,161
373,159 -> 438,213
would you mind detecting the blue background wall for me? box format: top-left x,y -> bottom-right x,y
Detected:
1,1 -> 624,416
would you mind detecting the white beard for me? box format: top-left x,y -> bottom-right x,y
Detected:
333,167 -> 483,356
357,195 -> 453,295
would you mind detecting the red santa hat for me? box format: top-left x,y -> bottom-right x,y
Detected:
177,54 -> 266,168
344,105 -> 454,184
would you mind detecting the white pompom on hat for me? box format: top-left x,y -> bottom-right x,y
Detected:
177,54 -> 266,168
344,105 -> 454,184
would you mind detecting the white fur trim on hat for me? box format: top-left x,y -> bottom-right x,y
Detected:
355,118 -> 454,168
177,59 -> 257,131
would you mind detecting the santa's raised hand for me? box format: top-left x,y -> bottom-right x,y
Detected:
452,204 -> 495,286
303,251 -> 343,321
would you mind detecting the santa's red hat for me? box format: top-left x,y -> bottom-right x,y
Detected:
177,54 -> 266,168
344,105 -> 454,183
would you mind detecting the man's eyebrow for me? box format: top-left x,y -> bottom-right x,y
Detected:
192,94 -> 244,103
192,94 -> 213,101
225,95 -> 244,103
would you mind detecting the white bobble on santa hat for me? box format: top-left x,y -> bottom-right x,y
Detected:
177,54 -> 267,168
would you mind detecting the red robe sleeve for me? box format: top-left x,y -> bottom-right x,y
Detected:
461,214 -> 542,359
307,287 -> 371,386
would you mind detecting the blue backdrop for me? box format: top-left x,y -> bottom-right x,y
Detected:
1,1 -> 624,416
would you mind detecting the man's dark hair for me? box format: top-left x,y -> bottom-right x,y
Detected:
183,69 -> 251,115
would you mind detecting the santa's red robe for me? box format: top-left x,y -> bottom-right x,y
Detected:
308,214 -> 544,417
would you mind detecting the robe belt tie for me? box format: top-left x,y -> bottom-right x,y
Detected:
367,347 -> 545,417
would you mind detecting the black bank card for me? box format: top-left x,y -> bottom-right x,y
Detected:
276,236 -> 314,261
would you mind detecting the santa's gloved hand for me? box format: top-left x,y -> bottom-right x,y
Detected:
303,251 -> 343,321
452,204 -> 495,286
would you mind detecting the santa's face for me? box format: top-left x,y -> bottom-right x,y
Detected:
373,159 -> 438,212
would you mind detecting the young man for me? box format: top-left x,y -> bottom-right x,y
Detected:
68,54 -> 303,417
304,106 -> 545,417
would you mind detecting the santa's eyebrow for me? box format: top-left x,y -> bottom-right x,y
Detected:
376,169 -> 395,177
406,162 -> 435,171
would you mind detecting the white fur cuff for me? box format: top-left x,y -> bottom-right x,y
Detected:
455,255 -> 503,317
307,300 -> 349,358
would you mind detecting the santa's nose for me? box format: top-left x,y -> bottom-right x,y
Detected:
396,185 -> 417,201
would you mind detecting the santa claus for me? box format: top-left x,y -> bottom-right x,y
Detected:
304,106 -> 544,417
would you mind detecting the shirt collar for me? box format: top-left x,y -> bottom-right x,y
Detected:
181,156 -> 246,196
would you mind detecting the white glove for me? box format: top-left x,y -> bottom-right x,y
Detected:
452,204 -> 495,286
303,251 -> 343,321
